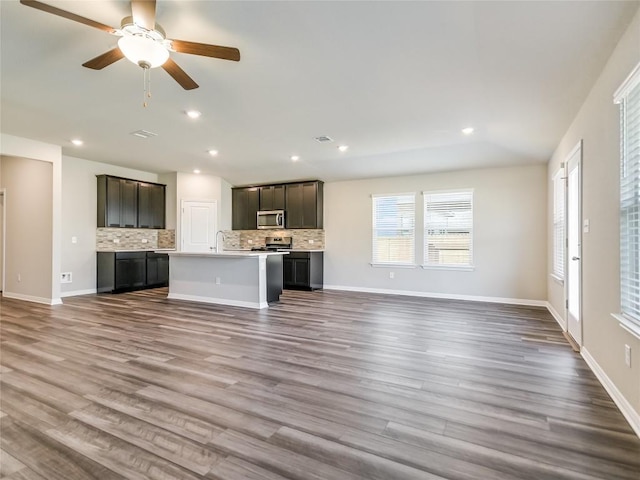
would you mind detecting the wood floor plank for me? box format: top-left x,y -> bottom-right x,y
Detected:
0,289 -> 638,480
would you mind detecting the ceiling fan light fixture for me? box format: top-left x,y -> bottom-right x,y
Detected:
118,34 -> 169,68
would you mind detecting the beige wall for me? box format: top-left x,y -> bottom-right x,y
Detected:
0,134 -> 62,303
0,156 -> 53,302
548,8 -> 640,419
324,164 -> 547,302
60,155 -> 158,295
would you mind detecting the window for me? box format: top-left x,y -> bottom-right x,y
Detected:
424,190 -> 473,267
615,63 -> 640,331
552,168 -> 565,280
372,193 -> 415,265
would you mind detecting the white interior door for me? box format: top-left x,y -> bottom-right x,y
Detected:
181,200 -> 217,253
566,145 -> 582,345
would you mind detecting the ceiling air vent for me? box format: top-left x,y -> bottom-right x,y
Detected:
314,135 -> 333,143
130,129 -> 158,139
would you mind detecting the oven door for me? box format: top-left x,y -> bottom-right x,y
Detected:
257,210 -> 285,229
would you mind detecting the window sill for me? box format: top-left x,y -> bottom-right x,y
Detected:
611,313 -> 640,340
550,273 -> 564,285
421,264 -> 475,272
370,263 -> 417,269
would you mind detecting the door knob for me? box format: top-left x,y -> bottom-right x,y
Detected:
572,256 -> 580,261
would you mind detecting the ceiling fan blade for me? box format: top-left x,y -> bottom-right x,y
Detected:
162,58 -> 199,90
131,0 -> 156,31
82,48 -> 125,70
170,39 -> 240,62
19,1 -> 116,33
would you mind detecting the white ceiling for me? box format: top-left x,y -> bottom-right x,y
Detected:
1,1 -> 638,185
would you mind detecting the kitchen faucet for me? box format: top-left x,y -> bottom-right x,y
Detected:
215,230 -> 225,253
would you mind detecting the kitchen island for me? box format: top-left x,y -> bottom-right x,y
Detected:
167,251 -> 287,309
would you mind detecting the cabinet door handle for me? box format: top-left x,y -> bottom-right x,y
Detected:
572,256 -> 580,261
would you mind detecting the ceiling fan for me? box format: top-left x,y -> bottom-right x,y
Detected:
19,0 -> 241,91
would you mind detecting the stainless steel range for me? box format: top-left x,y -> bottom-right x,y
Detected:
251,236 -> 293,251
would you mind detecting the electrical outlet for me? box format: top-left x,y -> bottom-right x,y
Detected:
309,239 -> 314,244
60,272 -> 72,283
248,240 -> 253,244
71,236 -> 78,244
113,238 -> 120,244
625,344 -> 632,368
215,277 -> 221,285
389,272 -> 395,279
141,239 -> 148,243
17,273 -> 21,282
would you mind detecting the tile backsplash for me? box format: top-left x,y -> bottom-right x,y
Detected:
223,229 -> 325,250
97,228 -> 176,251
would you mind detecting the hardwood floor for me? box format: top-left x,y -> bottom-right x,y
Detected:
1,288 -> 639,480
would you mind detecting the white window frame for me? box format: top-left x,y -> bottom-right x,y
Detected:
612,62 -> 640,340
552,167 -> 565,283
422,189 -> 474,270
371,193 -> 416,267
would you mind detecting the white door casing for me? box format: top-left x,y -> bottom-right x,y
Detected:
566,142 -> 582,346
181,200 -> 217,253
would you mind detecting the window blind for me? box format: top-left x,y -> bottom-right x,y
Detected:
616,64 -> 640,324
424,190 -> 473,266
553,169 -> 565,279
372,193 -> 415,265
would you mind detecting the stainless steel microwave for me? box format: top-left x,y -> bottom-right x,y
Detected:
257,210 -> 285,229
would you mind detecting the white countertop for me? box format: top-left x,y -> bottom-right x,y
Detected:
97,249 -> 177,253
168,251 -> 289,258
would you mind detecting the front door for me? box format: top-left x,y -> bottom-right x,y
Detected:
181,200 -> 217,253
566,143 -> 582,346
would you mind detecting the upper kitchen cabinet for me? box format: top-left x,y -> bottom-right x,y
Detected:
259,185 -> 285,211
97,175 -> 165,229
232,187 -> 260,230
138,182 -> 166,229
285,181 -> 323,229
97,175 -> 138,228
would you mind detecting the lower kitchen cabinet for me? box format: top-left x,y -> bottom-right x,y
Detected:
97,251 -> 169,293
146,252 -> 170,286
283,251 -> 323,290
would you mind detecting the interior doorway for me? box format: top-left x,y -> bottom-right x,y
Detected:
566,142 -> 582,346
181,200 -> 217,253
0,190 -> 4,293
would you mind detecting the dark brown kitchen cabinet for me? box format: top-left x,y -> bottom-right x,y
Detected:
97,251 -> 169,293
138,182 -> 166,229
232,187 -> 260,230
283,251 -> 323,290
98,175 -> 137,228
259,185 -> 285,211
146,252 -> 169,286
97,175 -> 165,229
285,181 -> 323,229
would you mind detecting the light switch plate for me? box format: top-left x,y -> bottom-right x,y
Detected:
583,219 -> 590,233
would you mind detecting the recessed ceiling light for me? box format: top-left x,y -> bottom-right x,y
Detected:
338,145 -> 349,152
193,169 -> 201,174
208,149 -> 218,156
186,110 -> 201,119
291,155 -> 300,161
461,127 -> 474,135
71,139 -> 83,146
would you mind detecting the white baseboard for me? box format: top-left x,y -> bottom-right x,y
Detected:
1,291 -> 62,305
60,288 -> 97,298
323,284 -> 547,307
546,301 -> 567,331
168,292 -> 268,310
581,347 -> 640,438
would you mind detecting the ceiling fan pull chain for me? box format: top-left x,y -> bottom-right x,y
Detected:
142,66 -> 154,108
142,67 -> 147,107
